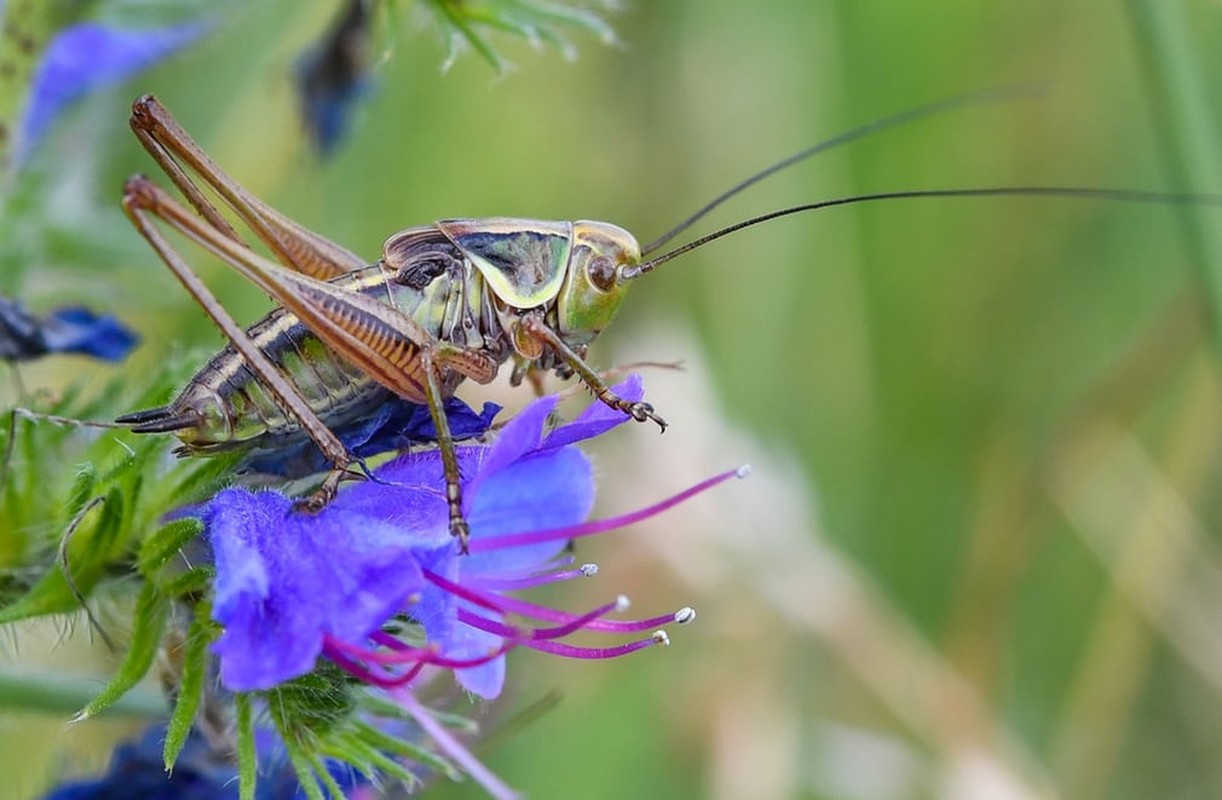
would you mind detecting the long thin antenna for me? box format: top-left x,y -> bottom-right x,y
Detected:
640,83 -> 1047,256
622,186 -> 1222,279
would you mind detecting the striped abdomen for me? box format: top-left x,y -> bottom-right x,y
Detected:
118,256 -> 502,463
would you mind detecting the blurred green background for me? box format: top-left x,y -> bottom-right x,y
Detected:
5,0 -> 1222,798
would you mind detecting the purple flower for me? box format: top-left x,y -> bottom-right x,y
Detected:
18,21 -> 206,163
295,0 -> 373,155
203,376 -> 742,698
0,296 -> 138,362
39,723 -> 370,800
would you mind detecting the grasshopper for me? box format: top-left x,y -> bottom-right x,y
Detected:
114,89 -> 1217,551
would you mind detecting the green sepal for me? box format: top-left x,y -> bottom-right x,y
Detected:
264,664 -> 355,741
357,692 -> 476,735
351,717 -> 460,780
73,579 -> 168,722
64,462 -> 97,519
426,0 -> 505,71
236,693 -> 257,800
282,740 -> 326,800
92,485 -> 127,561
138,517 -> 204,577
164,598 -> 219,770
309,751 -> 350,800
160,566 -> 214,601
322,730 -> 417,789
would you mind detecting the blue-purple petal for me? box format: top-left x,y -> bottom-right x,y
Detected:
443,624 -> 506,699
41,307 -> 139,361
202,386 -> 609,698
240,397 -> 498,478
465,446 -> 593,574
20,22 -> 207,162
207,489 -> 427,691
412,443 -> 594,697
466,395 -> 557,499
540,374 -> 644,449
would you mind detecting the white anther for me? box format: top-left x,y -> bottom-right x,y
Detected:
735,464 -> 752,479
615,594 -> 631,612
651,630 -> 671,646
674,607 -> 696,625
580,563 -> 599,577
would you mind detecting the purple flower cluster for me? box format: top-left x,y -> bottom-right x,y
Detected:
203,377 -> 737,702
40,723 -> 370,800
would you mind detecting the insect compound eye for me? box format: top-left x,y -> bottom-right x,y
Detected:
586,255 -> 618,292
394,254 -> 452,290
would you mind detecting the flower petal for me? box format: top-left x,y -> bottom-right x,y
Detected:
465,446 -> 593,575
540,374 -> 644,449
40,306 -> 139,361
20,22 -> 207,162
468,394 -> 558,492
447,624 -> 507,699
207,489 -> 426,691
240,397 -> 498,479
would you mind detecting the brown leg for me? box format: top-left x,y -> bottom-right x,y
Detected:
519,315 -> 667,430
419,347 -> 471,553
130,95 -> 365,280
122,178 -> 354,499
124,176 -> 503,532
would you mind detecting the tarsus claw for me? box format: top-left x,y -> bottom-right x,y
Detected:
628,401 -> 667,432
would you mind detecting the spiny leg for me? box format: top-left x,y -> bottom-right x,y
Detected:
123,176 -> 506,523
130,95 -> 364,280
122,177 -> 355,507
419,347 -> 471,552
549,360 -> 686,405
519,315 -> 667,430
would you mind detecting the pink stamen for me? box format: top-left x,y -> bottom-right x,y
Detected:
525,632 -> 667,659
323,634 -> 516,689
424,569 -> 506,614
472,590 -> 684,634
326,634 -> 433,666
469,564 -> 593,590
325,642 -> 427,689
458,597 -> 624,641
469,467 -> 744,553
370,629 -> 412,651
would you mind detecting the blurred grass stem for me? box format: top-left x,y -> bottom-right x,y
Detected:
1123,0 -> 1222,364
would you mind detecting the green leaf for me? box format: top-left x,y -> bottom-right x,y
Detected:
0,495 -> 107,624
138,517 -> 203,577
164,598 -> 218,769
73,579 -> 168,722
236,693 -> 256,800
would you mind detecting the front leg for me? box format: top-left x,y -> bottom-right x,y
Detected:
419,344 -> 500,554
517,315 -> 667,431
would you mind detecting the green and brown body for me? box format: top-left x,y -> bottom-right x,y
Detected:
119,219 -> 641,474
